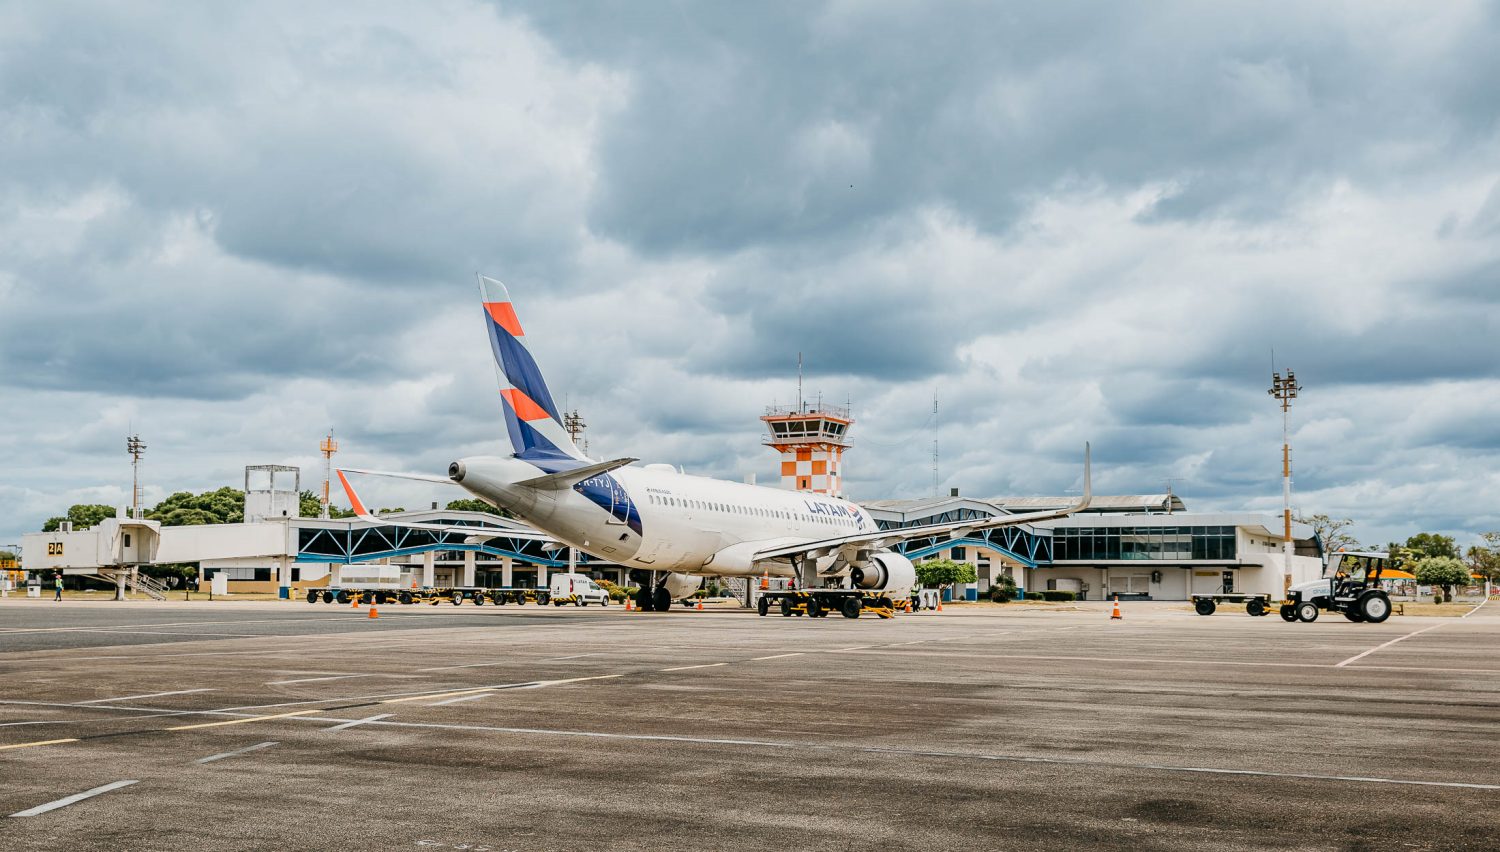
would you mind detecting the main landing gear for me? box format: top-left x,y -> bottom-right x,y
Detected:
630,572 -> 675,612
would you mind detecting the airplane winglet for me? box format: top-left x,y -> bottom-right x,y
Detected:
336,469 -> 372,519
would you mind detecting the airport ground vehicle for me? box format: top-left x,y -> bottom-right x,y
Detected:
1190,550 -> 1395,623
547,572 -> 610,606
755,588 -> 898,619
1191,592 -> 1277,617
1282,550 -> 1393,623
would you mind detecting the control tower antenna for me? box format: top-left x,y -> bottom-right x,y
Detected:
797,352 -> 803,413
319,431 -> 339,519
126,434 -> 147,517
1268,366 -> 1302,569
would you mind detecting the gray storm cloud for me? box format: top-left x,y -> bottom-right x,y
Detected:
1,0 -> 1497,549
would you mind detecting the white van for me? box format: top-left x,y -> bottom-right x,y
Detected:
549,572 -> 610,606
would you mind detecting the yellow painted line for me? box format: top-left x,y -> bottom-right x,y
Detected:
659,663 -> 728,672
382,688 -> 494,705
0,738 -> 79,751
167,709 -> 321,731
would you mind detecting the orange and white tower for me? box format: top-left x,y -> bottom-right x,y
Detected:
761,402 -> 852,497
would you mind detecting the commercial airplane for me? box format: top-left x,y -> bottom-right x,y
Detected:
339,276 -> 1091,612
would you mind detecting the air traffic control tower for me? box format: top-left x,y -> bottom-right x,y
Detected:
761,402 -> 852,497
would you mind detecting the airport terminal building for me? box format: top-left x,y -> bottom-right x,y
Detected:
21,464 -> 1323,602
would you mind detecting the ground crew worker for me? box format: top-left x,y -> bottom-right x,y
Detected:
53,570 -> 63,601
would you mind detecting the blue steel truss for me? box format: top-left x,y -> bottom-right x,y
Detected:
295,523 -> 598,567
888,523 -> 1051,568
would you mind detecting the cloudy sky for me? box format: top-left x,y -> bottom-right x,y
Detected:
2,1 -> 1498,551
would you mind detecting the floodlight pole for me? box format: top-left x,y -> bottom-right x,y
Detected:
1268,370 -> 1301,571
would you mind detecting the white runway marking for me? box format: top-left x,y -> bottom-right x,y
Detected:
1336,623 -> 1448,668
195,741 -> 278,764
77,688 -> 215,704
749,653 -> 804,661
416,661 -> 512,671
9,780 -> 138,817
547,653 -> 598,660
660,663 -> 728,672
1462,597 -> 1489,618
301,718 -> 1500,792
325,713 -> 393,731
268,674 -> 370,685
429,692 -> 498,706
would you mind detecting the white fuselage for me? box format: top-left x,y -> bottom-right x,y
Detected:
452,456 -> 875,578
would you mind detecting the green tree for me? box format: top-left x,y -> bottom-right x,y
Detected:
1404,532 -> 1459,560
988,573 -> 1019,603
41,504 -> 119,532
1295,513 -> 1360,554
446,498 -> 513,518
1466,532 -> 1500,583
914,558 -> 977,588
296,490 -> 355,519
1413,556 -> 1471,602
146,487 -> 245,525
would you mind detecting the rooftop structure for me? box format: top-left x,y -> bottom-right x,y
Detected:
761,402 -> 852,497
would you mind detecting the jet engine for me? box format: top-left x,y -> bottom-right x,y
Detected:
662,572 -> 704,601
849,552 -> 916,596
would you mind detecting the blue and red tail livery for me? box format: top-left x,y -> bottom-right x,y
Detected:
478,275 -> 590,468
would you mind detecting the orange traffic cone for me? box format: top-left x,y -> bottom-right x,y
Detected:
625,597 -> 633,612
696,598 -> 704,611
368,606 -> 379,619
936,597 -> 943,612
759,571 -> 769,591
1110,595 -> 1122,620
351,598 -> 359,609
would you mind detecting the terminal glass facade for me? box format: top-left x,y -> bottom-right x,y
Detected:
1052,526 -> 1237,561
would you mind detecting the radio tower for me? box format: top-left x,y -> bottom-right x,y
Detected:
1268,368 -> 1301,568
563,409 -> 589,456
319,431 -> 339,519
126,434 -> 147,517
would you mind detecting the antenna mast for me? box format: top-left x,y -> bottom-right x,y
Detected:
931,390 -> 939,496
1268,367 -> 1301,568
563,409 -> 589,456
126,434 -> 147,517
319,431 -> 339,519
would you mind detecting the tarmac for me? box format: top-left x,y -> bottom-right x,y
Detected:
1,597 -> 1497,851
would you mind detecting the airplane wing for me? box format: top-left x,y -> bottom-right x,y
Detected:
752,444 -> 1091,564
336,469 -> 556,542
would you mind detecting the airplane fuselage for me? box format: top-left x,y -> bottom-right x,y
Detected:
451,455 -> 875,578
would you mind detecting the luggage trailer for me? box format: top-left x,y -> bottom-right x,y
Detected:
306,586 -> 553,606
754,588 -> 900,619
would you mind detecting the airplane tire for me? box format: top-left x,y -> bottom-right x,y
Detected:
1296,602 -> 1319,622
652,587 -> 671,613
757,597 -> 770,617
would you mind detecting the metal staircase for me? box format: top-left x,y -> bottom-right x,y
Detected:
85,570 -> 168,601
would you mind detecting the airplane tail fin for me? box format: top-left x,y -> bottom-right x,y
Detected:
477,275 -> 591,469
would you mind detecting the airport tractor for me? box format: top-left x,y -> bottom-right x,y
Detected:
1280,550 -> 1393,623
